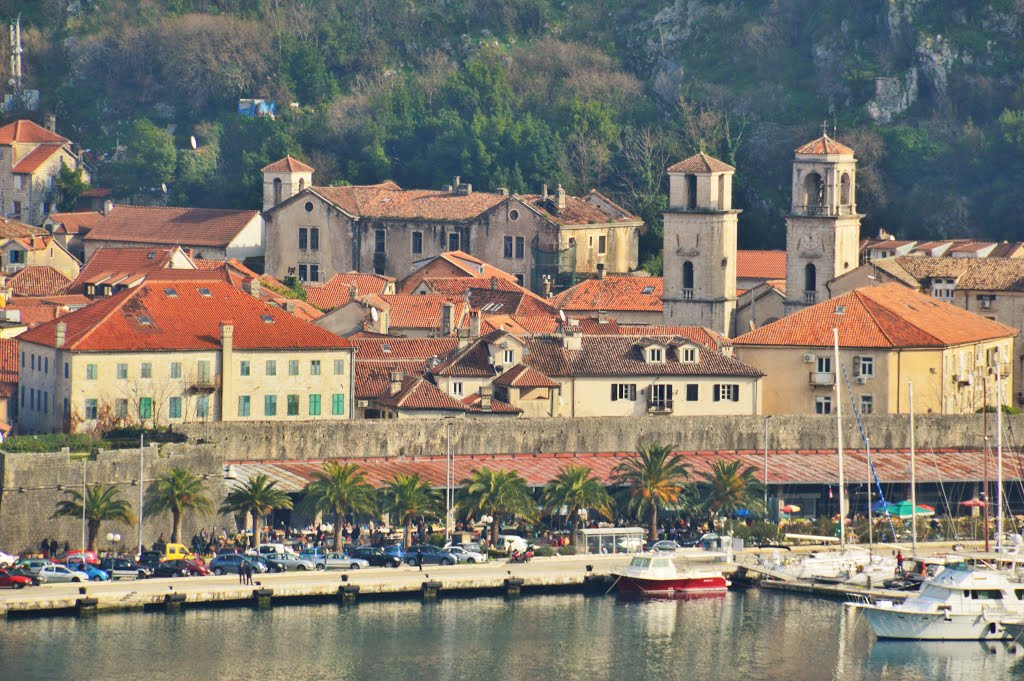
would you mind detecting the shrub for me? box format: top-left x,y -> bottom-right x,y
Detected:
534,546 -> 557,557
428,532 -> 445,547
2,433 -> 102,453
557,545 -> 577,556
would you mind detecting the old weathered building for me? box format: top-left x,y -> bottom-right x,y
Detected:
0,119 -> 90,225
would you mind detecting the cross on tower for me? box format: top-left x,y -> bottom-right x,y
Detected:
821,119 -> 829,138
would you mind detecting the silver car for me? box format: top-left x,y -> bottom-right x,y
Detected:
37,564 -> 90,583
445,546 -> 486,564
263,552 -> 317,572
320,552 -> 370,570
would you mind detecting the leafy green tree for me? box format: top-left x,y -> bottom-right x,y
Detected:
458,467 -> 537,545
116,118 -> 177,196
52,483 -> 135,552
379,473 -> 439,548
143,468 -> 213,544
541,464 -> 613,536
698,459 -> 765,533
219,474 -> 293,549
613,442 -> 690,543
280,37 -> 337,106
53,163 -> 89,212
301,462 -> 378,551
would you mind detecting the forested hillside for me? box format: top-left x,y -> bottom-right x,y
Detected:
5,0 -> 1024,271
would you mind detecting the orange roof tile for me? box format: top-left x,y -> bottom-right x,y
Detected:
795,135 -> 855,155
518,191 -> 641,227
69,247 -> 190,294
83,206 -> 260,248
0,337 -> 17,384
18,280 -> 351,352
0,120 -> 68,145
732,283 -> 1018,348
351,336 -> 460,361
492,364 -> 558,388
737,250 -> 787,280
667,152 -> 735,174
551,276 -> 663,312
616,325 -> 727,352
261,156 -> 314,173
48,211 -> 102,235
12,144 -> 63,174
304,272 -> 395,310
0,217 -> 45,239
382,294 -> 468,331
7,266 -> 72,297
375,375 -> 467,411
313,184 -> 504,221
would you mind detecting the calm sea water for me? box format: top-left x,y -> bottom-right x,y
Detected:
2,591 -> 1023,681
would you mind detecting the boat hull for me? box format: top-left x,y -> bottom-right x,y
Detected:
613,574 -> 729,595
860,606 -> 1009,641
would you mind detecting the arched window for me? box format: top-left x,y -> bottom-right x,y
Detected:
273,177 -> 282,205
683,261 -> 694,290
685,174 -> 697,210
840,173 -> 851,205
804,263 -> 817,292
803,172 -> 824,209
299,178 -> 306,191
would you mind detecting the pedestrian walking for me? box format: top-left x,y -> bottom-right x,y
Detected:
238,560 -> 245,584
245,560 -> 253,585
416,547 -> 424,571
896,550 -> 904,576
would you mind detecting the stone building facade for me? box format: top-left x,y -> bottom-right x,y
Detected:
0,119 -> 90,226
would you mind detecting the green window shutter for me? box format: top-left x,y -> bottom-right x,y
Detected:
309,394 -> 321,416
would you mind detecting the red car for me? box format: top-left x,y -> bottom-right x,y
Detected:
0,569 -> 33,589
60,550 -> 100,565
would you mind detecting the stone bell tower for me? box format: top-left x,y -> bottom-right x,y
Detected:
661,152 -> 739,337
784,133 -> 862,315
261,156 -> 315,211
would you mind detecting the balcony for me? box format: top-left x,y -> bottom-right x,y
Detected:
809,371 -> 835,386
681,288 -> 694,300
793,205 -> 857,217
803,291 -> 817,304
647,398 -> 674,414
189,374 -> 221,393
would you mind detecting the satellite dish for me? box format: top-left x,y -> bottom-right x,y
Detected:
160,183 -> 168,194
190,136 -> 198,150
370,307 -> 379,322
558,310 -> 566,322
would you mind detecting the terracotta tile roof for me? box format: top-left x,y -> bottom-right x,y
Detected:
795,135 -> 855,155
18,280 -> 352,352
518,191 -> 641,227
733,282 -> 1018,348
12,144 -> 63,174
551,276 -> 663,312
0,337 -> 17,384
313,183 -> 504,221
0,120 -> 68,144
431,339 -> 501,378
80,187 -> 112,199
399,251 -> 521,294
7,298 -> 75,327
461,393 -> 521,414
667,152 -> 735,174
304,272 -> 395,310
7,266 -> 72,297
469,287 -> 558,318
355,362 -> 431,399
616,326 -> 728,352
737,250 -> 787,280
879,256 -> 1024,292
382,294 -> 468,331
48,211 -> 102,235
478,314 -> 544,336
351,336 -> 460,362
83,206 -> 260,248
0,218 -> 45,239
416,276 -> 523,296
261,156 -> 314,173
492,364 -> 558,388
6,235 -> 55,252
375,375 -> 468,411
69,247 -> 190,294
989,243 -> 1024,258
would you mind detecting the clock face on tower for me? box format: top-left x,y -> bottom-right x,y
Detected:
797,232 -> 823,257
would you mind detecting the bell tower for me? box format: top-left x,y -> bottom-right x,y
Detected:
783,133 -> 861,315
261,156 -> 315,211
662,152 -> 739,337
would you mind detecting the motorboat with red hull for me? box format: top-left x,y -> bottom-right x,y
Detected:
611,554 -> 729,595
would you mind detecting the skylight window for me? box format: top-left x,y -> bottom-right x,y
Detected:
198,288 -> 212,298
163,288 -> 177,297
642,286 -> 655,294
146,252 -> 156,260
381,343 -> 391,353
834,305 -> 846,315
137,315 -> 152,325
261,314 -> 274,323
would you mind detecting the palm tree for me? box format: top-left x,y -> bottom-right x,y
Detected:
52,483 -> 135,552
219,474 -> 293,548
143,468 -> 214,543
301,462 -> 378,551
458,467 -> 538,545
612,442 -> 690,543
379,473 -> 439,548
541,465 -> 614,537
699,459 -> 766,533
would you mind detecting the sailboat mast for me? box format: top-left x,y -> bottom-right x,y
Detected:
997,358 -> 1003,552
834,328 -> 846,549
910,379 -> 917,555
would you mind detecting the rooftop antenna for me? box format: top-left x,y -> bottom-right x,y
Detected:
9,15 -> 23,98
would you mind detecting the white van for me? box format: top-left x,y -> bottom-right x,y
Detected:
496,535 -> 529,554
247,542 -> 299,557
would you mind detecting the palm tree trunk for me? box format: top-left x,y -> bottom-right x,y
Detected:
172,509 -> 182,544
251,512 -> 261,549
87,520 -> 100,552
491,517 -> 500,546
404,519 -> 412,548
649,506 -> 658,543
334,508 -> 343,551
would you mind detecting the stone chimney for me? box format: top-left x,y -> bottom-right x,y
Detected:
102,199 -> 114,216
389,370 -> 404,395
598,310 -> 609,324
283,301 -> 296,313
220,322 -> 234,350
247,278 -> 261,298
469,309 -> 481,338
479,385 -> 493,412
596,263 -> 606,279
562,322 -> 582,351
440,302 -> 454,336
542,183 -> 548,200
556,184 -> 566,211
452,176 -> 460,194
55,321 -> 66,348
497,187 -> 509,197
44,114 -> 56,132
490,277 -> 498,290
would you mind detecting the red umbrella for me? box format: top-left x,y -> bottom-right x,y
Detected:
781,504 -> 801,513
960,499 -> 987,507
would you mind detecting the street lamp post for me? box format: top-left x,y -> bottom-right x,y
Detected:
763,416 -> 773,517
81,459 -> 87,560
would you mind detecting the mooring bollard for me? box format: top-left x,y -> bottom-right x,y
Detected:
75,597 -> 98,617
163,592 -> 186,613
504,577 -> 525,598
338,584 -> 360,605
252,587 -> 273,609
421,580 -> 442,601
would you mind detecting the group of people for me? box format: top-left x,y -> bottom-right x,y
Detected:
237,559 -> 255,585
38,538 -> 71,559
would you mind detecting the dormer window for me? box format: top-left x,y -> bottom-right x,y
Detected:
681,347 -> 698,364
502,349 -> 514,365
648,347 -> 664,363
930,278 -> 955,299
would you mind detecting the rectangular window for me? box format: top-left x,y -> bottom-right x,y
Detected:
682,348 -> 697,363
816,356 -> 832,373
42,392 -> 48,414
650,384 -> 673,410
266,360 -> 277,376
44,357 -> 48,374
29,388 -> 34,410
310,360 -> 321,376
197,360 -> 211,384
287,394 -> 299,416
448,232 -> 460,251
86,363 -> 97,380
298,227 -> 308,250
332,393 -> 345,416
451,381 -> 464,397
117,363 -> 128,380
309,394 -> 321,416
30,354 -> 35,371
375,229 -> 386,254
170,362 -> 182,379
311,227 -> 320,251
686,384 -> 699,401
334,359 -> 344,375
648,348 -> 664,363
238,395 -> 251,417
515,273 -> 525,287
141,363 -> 152,379
598,235 -> 607,255
63,398 -> 68,418
860,395 -> 874,415
412,231 -> 423,255
502,350 -> 514,365
289,360 -> 299,376
139,397 -> 153,420
64,362 -> 68,379
197,395 -> 209,419
298,264 -> 308,282
85,399 -> 98,420
504,236 -> 513,259
856,356 -> 875,378
610,384 -> 637,401
515,236 -> 525,259
713,384 -> 739,402
169,397 -> 182,419
264,395 -> 277,417
815,396 -> 832,415
114,398 -> 128,419
308,264 -> 319,282
240,360 -> 250,377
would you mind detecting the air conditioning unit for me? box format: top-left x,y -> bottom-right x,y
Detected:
855,376 -> 867,385
356,400 -> 369,408
802,353 -> 815,363
980,299 -> 992,309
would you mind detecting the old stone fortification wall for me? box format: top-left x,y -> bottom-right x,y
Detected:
3,414 -> 1019,554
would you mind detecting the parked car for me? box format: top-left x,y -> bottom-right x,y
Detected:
262,553 -> 317,572
651,540 -> 682,553
383,545 -> 405,560
59,549 -> 99,565
0,550 -> 19,568
320,552 -> 370,570
152,559 -> 209,578
37,564 -> 90,583
495,535 -> 529,554
404,545 -> 457,567
65,559 -> 111,581
298,547 -> 328,562
5,566 -> 40,585
98,557 -> 152,580
349,547 -> 401,568
154,543 -> 197,562
14,558 -> 53,574
444,546 -> 486,564
0,569 -> 32,589
209,554 -> 269,576
248,543 -> 299,558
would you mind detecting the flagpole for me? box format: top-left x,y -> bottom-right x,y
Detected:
910,379 -> 917,556
834,328 -> 845,549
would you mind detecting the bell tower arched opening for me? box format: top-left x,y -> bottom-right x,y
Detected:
685,174 -> 697,210
803,172 -> 824,209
